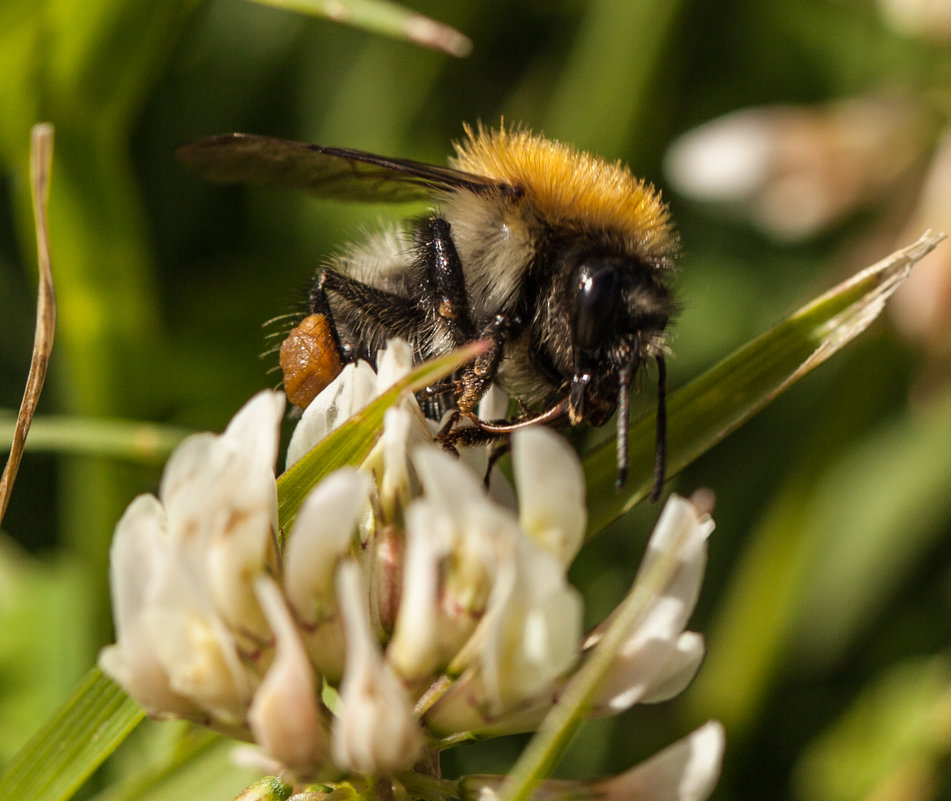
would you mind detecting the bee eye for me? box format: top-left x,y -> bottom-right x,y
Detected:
574,261 -> 619,350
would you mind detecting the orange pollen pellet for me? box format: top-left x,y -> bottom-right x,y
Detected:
279,313 -> 344,409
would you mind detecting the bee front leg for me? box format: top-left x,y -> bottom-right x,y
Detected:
417,216 -> 477,347
455,313 -> 511,415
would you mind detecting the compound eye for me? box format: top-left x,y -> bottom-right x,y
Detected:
574,261 -> 619,350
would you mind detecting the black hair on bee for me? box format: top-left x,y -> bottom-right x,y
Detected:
177,124 -> 677,500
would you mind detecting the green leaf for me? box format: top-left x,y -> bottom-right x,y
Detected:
0,668 -> 144,801
241,0 -> 472,56
585,232 -> 945,535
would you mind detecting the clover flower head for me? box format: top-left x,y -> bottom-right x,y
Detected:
100,341 -> 724,801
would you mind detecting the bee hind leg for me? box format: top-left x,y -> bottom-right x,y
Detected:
317,267 -> 425,362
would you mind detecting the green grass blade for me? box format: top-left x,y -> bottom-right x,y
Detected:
242,0 -> 472,56
585,232 -> 945,534
0,668 -> 144,801
0,415 -> 191,464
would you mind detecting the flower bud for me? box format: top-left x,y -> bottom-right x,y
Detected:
247,577 -> 331,776
332,562 -> 424,775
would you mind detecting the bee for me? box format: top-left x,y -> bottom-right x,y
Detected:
176,124 -> 677,499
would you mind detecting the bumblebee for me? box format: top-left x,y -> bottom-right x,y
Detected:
177,124 -> 677,498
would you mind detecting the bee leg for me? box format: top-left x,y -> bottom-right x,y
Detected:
307,270 -> 349,360
649,353 -> 668,503
419,381 -> 457,420
438,427 -> 512,487
439,400 -> 566,482
318,268 -> 424,360
455,314 -> 511,414
417,216 -> 477,346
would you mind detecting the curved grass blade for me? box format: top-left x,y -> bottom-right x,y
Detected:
242,0 -> 472,56
277,340 -> 486,531
0,668 -> 144,801
585,232 -> 945,534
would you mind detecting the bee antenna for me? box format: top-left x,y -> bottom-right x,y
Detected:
649,353 -> 667,503
615,363 -> 633,490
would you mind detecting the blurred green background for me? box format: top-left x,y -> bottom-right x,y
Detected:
3,0 -> 951,799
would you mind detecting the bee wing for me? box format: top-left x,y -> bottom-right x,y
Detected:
175,133 -> 503,203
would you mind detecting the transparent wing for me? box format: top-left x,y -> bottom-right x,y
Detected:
175,133 -> 504,203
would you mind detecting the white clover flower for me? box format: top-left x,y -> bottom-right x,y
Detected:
512,426 -> 586,565
283,468 -> 371,683
285,361 -> 378,467
101,344 -> 724,798
100,390 -> 285,726
591,721 -> 725,801
422,490 -> 713,740
98,495 -> 205,720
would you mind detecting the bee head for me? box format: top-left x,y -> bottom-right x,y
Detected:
564,251 -> 672,426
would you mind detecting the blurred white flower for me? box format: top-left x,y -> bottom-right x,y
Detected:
877,0 -> 951,40
664,95 -> 922,241
666,86 -> 951,384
